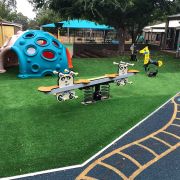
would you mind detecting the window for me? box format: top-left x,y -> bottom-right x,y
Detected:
31,64 -> 40,72
52,40 -> 60,48
36,39 -> 48,46
42,50 -> 56,61
24,33 -> 35,39
26,47 -> 36,56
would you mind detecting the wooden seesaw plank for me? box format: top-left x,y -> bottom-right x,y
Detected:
75,74 -> 118,84
48,72 -> 138,95
38,85 -> 59,92
38,71 -> 139,94
105,73 -> 118,78
38,75 -> 117,92
128,70 -> 140,73
74,79 -> 91,84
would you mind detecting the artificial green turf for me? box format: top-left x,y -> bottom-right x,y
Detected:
0,53 -> 179,177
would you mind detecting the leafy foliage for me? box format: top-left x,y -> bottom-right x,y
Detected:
36,8 -> 61,26
28,0 -> 177,27
0,0 -> 16,21
0,0 -> 39,30
0,0 -> 16,10
29,0 -> 178,53
12,12 -> 29,30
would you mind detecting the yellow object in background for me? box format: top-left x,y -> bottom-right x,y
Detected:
0,22 -> 22,47
158,60 -> 163,67
139,46 -> 150,65
0,26 -> 14,47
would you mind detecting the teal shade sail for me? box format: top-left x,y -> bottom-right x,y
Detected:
42,19 -> 114,30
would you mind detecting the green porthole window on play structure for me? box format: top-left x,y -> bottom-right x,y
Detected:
31,64 -> 40,72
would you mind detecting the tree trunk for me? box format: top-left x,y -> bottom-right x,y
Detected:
117,27 -> 126,55
130,25 -> 135,43
131,31 -> 135,44
132,30 -> 139,43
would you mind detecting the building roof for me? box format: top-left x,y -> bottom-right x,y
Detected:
42,19 -> 114,30
143,20 -> 180,32
168,14 -> 180,20
151,20 -> 180,29
143,28 -> 165,33
0,19 -> 22,28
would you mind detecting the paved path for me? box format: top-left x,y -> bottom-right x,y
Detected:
8,93 -> 180,180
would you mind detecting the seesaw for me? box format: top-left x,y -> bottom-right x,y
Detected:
38,62 -> 139,104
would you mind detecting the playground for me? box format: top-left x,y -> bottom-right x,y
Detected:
8,93 -> 180,179
0,51 -> 180,178
1,0 -> 180,178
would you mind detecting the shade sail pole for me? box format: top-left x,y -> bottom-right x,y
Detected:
68,17 -> 70,43
163,19 -> 169,49
176,30 -> 180,58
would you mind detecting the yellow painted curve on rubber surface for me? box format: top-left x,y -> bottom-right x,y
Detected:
76,94 -> 180,180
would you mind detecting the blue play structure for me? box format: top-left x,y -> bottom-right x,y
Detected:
0,30 -> 72,78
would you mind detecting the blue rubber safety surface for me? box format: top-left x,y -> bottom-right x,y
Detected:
17,94 -> 180,180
